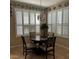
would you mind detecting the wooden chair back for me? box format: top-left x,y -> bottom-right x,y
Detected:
21,36 -> 27,48
47,37 -> 56,47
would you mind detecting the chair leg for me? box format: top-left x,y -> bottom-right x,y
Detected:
53,49 -> 55,59
23,45 -> 25,55
25,50 -> 27,59
46,55 -> 47,59
46,47 -> 47,59
53,56 -> 55,59
25,54 -> 26,59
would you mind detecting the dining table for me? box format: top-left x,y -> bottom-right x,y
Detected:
31,37 -> 46,54
31,35 -> 53,55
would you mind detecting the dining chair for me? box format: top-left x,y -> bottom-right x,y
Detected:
41,36 -> 56,59
21,36 -> 36,59
47,36 -> 56,59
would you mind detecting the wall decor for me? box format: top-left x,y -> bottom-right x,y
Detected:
11,1 -> 45,11
53,7 -> 56,10
10,5 -> 13,16
64,2 -> 69,7
58,4 -> 62,7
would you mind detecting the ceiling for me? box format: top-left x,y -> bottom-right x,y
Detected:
12,0 -> 65,7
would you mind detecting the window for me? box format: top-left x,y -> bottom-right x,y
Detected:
35,12 -> 40,40
36,12 -> 40,33
30,12 -> 35,25
48,7 -> 69,38
57,10 -> 62,35
63,7 -> 69,37
30,12 -> 35,32
23,11 -> 29,35
36,13 -> 40,25
16,10 -> 23,36
16,26 -> 23,36
51,11 -> 56,33
23,11 -> 29,25
48,12 -> 52,32
15,9 -> 40,36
